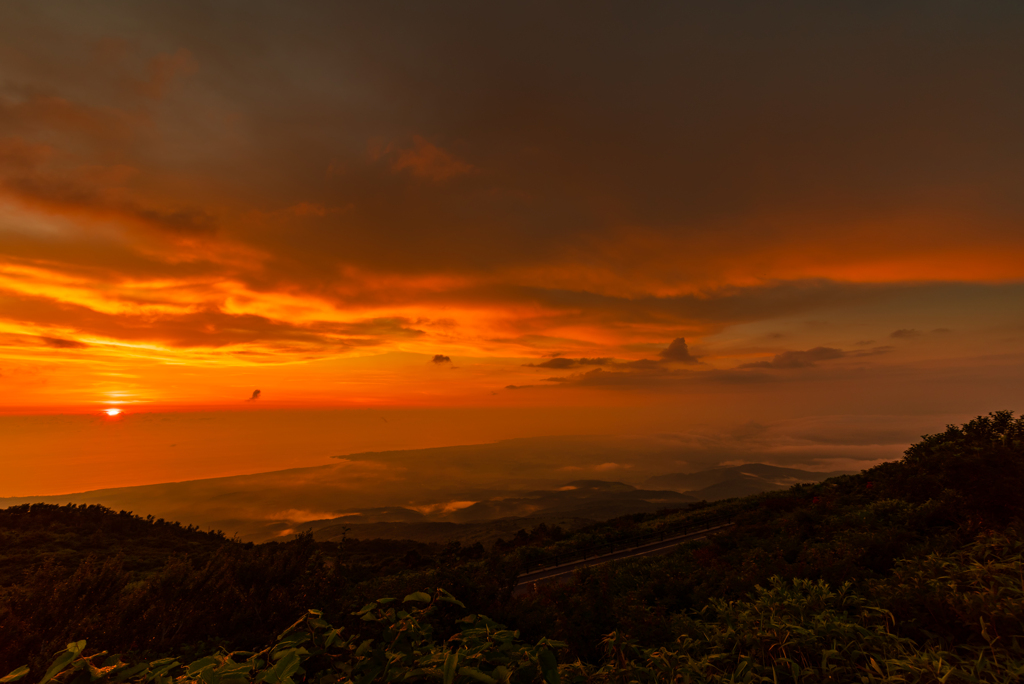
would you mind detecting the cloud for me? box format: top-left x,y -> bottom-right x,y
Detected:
512,338 -> 887,394
0,289 -> 427,351
593,462 -> 632,471
135,48 -> 198,99
526,357 -> 576,369
890,328 -> 922,339
524,357 -> 610,369
376,136 -> 474,181
659,337 -> 699,364
740,347 -> 847,370
39,336 -> 88,349
431,354 -> 451,363
522,339 -> 697,375
0,137 -> 52,169
1,4 -> 1023,414
2,175 -> 217,235
247,389 -> 261,401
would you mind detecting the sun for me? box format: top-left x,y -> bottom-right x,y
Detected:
104,408 -> 122,417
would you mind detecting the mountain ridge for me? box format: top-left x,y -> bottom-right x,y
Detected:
0,462 -> 851,542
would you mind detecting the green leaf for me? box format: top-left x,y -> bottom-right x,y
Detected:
39,651 -> 77,684
735,660 -> 749,678
535,639 -> 567,650
187,657 -> 220,675
273,634 -> 309,655
438,594 -> 466,609
0,666 -> 29,684
404,592 -> 432,604
870,658 -> 883,676
323,629 -> 344,649
146,659 -> 181,681
538,650 -> 559,684
113,663 -> 149,682
443,651 -> 460,684
259,650 -> 301,684
215,663 -> 252,678
355,640 -> 375,658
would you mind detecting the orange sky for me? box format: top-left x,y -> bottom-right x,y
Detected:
2,3 -> 1024,493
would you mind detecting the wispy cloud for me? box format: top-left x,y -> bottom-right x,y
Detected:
740,347 -> 846,370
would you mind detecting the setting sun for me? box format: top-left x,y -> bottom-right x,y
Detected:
104,408 -> 122,417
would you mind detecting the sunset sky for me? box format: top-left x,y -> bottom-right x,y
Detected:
2,2 -> 1023,496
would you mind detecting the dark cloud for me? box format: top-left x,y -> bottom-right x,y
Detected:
424,281 -> 916,342
0,3 -> 1021,411
2,166 -> 217,236
514,339 -> 888,393
40,336 -> 88,349
524,357 -> 610,369
523,340 -> 697,375
740,347 -> 847,370
659,338 -> 699,364
526,357 -> 576,369
524,340 -> 696,377
3,3 -> 1019,293
247,389 -> 261,401
621,358 -> 663,370
890,328 -> 922,339
431,354 -> 451,364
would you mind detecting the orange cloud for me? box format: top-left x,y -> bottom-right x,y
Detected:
1,3 -> 1023,418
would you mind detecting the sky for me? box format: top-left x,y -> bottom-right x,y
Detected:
2,2 -> 1023,496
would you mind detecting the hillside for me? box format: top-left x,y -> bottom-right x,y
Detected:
0,504 -> 230,588
644,463 -> 854,500
2,412 -> 1022,683
304,480 -> 694,544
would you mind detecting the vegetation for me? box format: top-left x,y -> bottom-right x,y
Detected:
2,411 -> 1023,682
0,505 -> 228,587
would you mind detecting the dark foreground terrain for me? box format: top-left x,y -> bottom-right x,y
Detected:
2,412 -> 1023,682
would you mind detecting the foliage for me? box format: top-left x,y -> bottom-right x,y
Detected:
870,526 -> 1024,651
0,504 -> 229,587
4,412 -> 1024,682
1,589 -> 565,684
7,562 -> 1024,683
867,410 -> 1024,525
